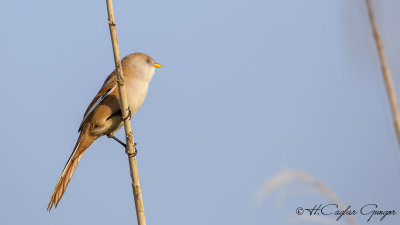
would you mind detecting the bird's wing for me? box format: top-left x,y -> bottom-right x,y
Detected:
78,73 -> 117,132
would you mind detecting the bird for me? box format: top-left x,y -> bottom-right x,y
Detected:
47,52 -> 162,211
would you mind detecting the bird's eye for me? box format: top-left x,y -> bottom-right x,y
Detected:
146,59 -> 151,64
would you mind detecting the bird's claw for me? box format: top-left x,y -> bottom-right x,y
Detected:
126,142 -> 138,157
109,135 -> 138,156
121,107 -> 132,121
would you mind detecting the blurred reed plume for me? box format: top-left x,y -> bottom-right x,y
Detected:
254,169 -> 358,225
365,0 -> 400,148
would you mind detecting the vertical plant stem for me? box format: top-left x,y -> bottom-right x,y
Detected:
366,0 -> 400,148
106,0 -> 147,224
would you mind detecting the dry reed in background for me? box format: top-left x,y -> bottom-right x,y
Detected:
366,0 -> 400,148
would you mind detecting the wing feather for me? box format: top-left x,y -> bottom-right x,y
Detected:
78,73 -> 117,132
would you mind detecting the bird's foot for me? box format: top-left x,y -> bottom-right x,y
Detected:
126,142 -> 138,157
121,107 -> 132,121
108,134 -> 138,156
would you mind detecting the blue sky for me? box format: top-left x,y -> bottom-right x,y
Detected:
1,0 -> 400,224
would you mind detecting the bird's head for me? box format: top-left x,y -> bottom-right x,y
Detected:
122,52 -> 162,81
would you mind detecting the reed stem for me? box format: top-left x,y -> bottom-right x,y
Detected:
366,0 -> 400,148
106,1 -> 147,224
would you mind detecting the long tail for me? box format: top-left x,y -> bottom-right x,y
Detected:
47,125 -> 97,211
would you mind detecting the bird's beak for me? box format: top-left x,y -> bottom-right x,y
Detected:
154,63 -> 163,68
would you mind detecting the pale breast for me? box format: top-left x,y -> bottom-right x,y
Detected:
125,77 -> 149,116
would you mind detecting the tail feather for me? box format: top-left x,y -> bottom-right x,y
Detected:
48,127 -> 97,211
